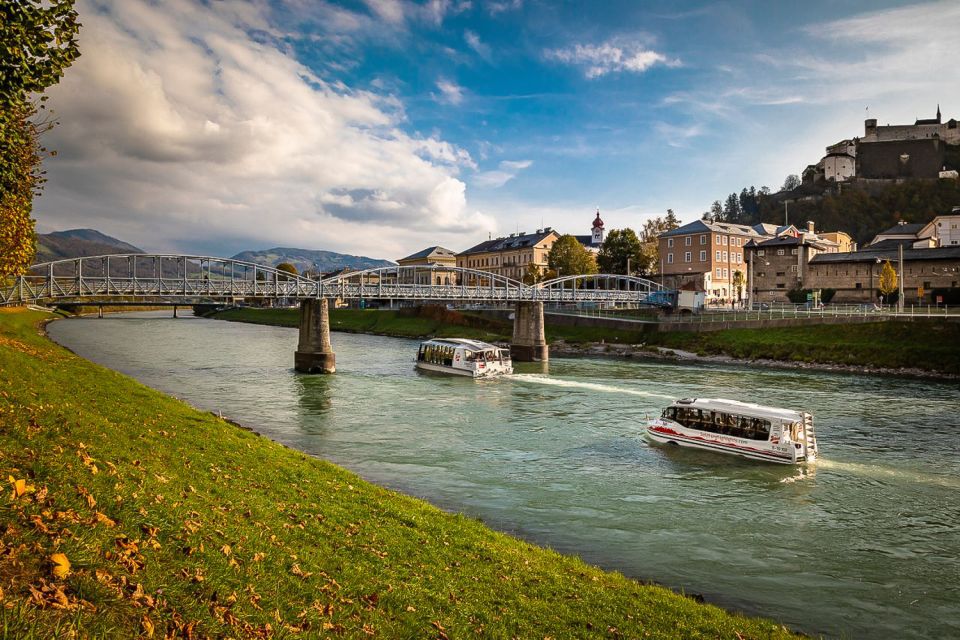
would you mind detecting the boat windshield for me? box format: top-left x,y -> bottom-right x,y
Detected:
661,406 -> 772,442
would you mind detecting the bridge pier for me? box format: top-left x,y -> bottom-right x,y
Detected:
511,301 -> 548,362
173,305 -> 178,318
98,305 -> 103,319
294,298 -> 336,374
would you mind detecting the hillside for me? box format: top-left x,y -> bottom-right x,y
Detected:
36,229 -> 144,262
231,247 -> 394,274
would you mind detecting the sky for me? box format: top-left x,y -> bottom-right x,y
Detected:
34,0 -> 960,261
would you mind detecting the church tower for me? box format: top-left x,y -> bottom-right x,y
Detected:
591,209 -> 604,245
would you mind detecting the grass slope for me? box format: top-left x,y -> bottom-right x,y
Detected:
643,321 -> 960,374
0,309 -> 799,638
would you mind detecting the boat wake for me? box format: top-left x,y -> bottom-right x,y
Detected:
816,458 -> 960,490
510,375 -> 674,400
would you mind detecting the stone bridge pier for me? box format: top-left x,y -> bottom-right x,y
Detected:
294,298 -> 336,374
511,301 -> 548,362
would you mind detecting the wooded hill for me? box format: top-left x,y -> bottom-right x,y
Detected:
706,179 -> 960,246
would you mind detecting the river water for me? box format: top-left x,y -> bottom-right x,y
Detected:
49,312 -> 960,639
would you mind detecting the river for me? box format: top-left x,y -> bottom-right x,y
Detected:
48,311 -> 960,639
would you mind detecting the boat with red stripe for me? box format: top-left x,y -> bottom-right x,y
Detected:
646,398 -> 818,464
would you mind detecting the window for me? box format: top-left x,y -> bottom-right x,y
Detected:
700,234 -> 707,245
722,236 -> 728,245
776,284 -> 786,289
777,249 -> 785,256
757,250 -> 765,256
722,251 -> 728,261
776,271 -> 786,277
757,271 -> 766,278
660,407 -> 771,442
667,253 -> 674,264
716,250 -> 721,261
685,236 -> 692,246
924,281 -> 932,288
667,238 -> 674,248
790,265 -> 798,272
722,268 -> 728,278
699,250 -> 706,261
855,282 -> 862,289
716,268 -> 722,277
716,236 -> 721,245
791,248 -> 798,255
684,252 -> 692,262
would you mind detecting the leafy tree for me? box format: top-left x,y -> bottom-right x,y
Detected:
276,262 -> 298,279
709,200 -> 723,222
732,270 -> 745,303
639,211 -> 681,274
722,193 -> 742,223
597,228 -> 645,275
879,260 -> 897,302
523,262 -> 543,285
781,174 -> 801,192
0,0 -> 81,278
546,235 -> 597,277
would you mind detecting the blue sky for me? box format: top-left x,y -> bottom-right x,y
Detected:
36,0 -> 960,259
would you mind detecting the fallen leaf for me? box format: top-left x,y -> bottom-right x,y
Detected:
51,553 -> 71,579
8,476 -> 35,500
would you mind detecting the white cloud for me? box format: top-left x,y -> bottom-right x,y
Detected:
464,30 -> 491,60
545,40 -> 679,79
473,159 -> 533,188
434,78 -> 465,105
487,0 -> 522,15
37,0 -> 493,259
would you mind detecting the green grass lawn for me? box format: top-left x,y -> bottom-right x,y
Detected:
0,308 -> 800,638
643,321 -> 960,374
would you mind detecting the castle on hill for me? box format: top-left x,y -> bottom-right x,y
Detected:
802,106 -> 959,185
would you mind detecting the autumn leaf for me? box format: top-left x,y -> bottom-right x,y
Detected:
141,615 -> 155,637
8,475 -> 34,500
50,553 -> 71,579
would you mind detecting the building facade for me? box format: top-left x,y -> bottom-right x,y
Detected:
396,246 -> 459,285
806,247 -> 960,303
658,221 -> 773,301
745,235 -> 834,302
456,229 -> 560,283
573,210 -> 605,253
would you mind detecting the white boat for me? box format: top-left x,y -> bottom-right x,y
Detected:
645,398 -> 818,464
415,338 -> 513,378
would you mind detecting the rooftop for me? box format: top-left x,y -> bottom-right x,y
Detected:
398,245 -> 457,262
810,246 -> 960,264
459,230 -> 557,256
661,220 -> 767,239
876,222 -> 925,237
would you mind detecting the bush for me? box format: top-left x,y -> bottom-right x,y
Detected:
820,288 -> 836,304
786,287 -> 807,304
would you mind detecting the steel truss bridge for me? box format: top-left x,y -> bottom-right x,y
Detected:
1,254 -> 665,307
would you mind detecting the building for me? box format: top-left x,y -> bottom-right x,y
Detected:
396,246 -> 459,285
573,210 -> 605,253
867,212 -> 960,249
745,234 -> 834,302
658,220 -> 775,301
862,106 -> 960,145
817,231 -> 855,253
806,246 -> 960,303
456,229 -> 560,283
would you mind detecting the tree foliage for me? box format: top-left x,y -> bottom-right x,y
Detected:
546,235 -> 597,277
276,262 -> 298,279
879,260 -> 898,296
639,210 -> 681,274
597,228 -> 644,275
781,174 -> 801,192
0,0 -> 81,278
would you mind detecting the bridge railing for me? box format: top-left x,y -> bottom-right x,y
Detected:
1,254 -> 664,305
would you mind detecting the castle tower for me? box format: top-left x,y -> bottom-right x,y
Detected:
591,209 -> 604,244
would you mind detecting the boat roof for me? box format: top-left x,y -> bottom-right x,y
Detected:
420,338 -> 504,351
670,398 -> 804,422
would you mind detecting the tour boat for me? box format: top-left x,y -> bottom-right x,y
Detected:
646,398 -> 818,464
415,338 -> 513,378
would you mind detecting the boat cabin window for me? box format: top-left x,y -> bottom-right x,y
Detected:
418,344 -> 455,366
662,406 -> 771,441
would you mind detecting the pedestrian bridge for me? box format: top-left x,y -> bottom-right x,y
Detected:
2,253 -> 666,372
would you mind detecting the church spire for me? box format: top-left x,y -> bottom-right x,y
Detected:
937,103 -> 941,123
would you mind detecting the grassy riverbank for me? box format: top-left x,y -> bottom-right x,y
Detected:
211,306 -> 652,345
643,321 -> 960,374
0,308 -> 798,639
212,307 -> 959,374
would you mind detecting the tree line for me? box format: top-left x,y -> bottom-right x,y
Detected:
0,1 -> 81,279
531,210 -> 681,282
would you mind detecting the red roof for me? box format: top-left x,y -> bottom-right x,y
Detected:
592,210 -> 604,229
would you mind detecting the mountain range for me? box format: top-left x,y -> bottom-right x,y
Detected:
35,229 -> 394,274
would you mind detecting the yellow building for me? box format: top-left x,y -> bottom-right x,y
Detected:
456,229 -> 560,283
817,231 -> 855,253
396,246 -> 459,285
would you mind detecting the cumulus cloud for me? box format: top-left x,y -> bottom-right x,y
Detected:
464,30 -> 491,60
37,0 -> 493,259
473,159 -> 533,188
545,40 -> 678,79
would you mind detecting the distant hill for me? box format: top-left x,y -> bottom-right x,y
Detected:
231,247 -> 395,274
37,229 -> 144,262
